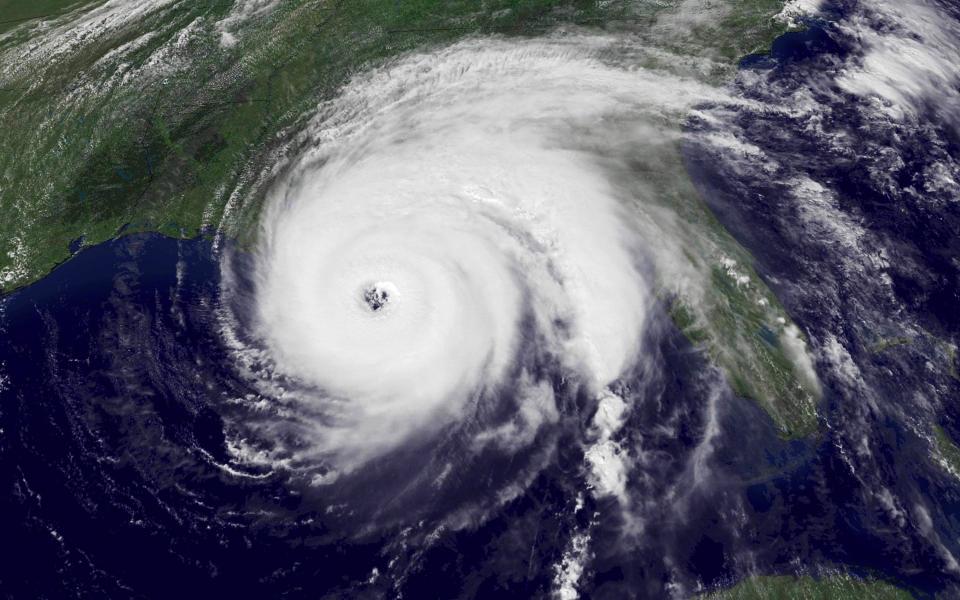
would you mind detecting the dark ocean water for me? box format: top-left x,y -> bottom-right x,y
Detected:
2,1 -> 960,598
0,232 -> 726,598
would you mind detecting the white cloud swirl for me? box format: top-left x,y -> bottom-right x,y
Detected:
227,33 -> 735,476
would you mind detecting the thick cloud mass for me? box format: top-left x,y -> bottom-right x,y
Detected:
225,35 -> 730,476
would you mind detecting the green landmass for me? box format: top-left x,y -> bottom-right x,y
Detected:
0,0 -> 97,33
871,337 -> 912,353
934,424 -> 960,478
702,574 -> 913,600
0,0 -> 794,287
947,344 -> 959,380
0,0 -> 821,435
651,149 -> 821,438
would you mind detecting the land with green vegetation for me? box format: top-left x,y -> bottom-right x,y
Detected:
947,344 -> 959,380
0,0 -> 817,435
871,337 -> 913,353
703,574 -> 913,599
0,0 -> 96,33
934,424 -> 960,478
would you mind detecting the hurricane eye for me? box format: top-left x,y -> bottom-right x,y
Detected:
360,282 -> 396,312
363,286 -> 388,311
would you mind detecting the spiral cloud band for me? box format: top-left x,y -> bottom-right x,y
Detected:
230,34 -> 738,478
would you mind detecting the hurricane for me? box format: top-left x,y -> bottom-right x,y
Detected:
4,0 -> 960,597
217,35 -> 749,496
